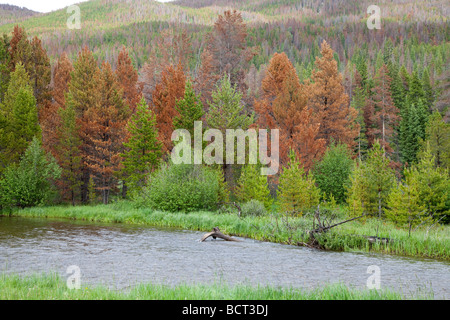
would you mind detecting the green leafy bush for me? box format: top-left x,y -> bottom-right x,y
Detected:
313,142 -> 353,204
241,199 -> 267,217
277,150 -> 320,216
138,162 -> 220,212
0,137 -> 61,208
235,164 -> 272,209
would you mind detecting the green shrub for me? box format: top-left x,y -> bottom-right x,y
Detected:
235,164 -> 272,209
0,137 -> 61,209
137,162 -> 220,212
241,199 -> 267,217
277,150 -> 320,216
313,142 -> 353,204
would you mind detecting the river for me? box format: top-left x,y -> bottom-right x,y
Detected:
0,216 -> 448,299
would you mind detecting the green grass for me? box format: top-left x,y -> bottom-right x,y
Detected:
2,201 -> 449,260
0,273 -> 431,300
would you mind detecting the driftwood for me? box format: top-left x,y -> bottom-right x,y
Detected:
306,205 -> 397,248
200,227 -> 241,242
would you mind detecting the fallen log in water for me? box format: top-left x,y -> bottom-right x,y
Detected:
200,227 -> 242,242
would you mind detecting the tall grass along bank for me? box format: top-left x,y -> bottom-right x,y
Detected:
2,202 -> 449,260
0,273 -> 432,300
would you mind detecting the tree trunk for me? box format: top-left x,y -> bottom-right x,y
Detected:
378,190 -> 382,218
122,181 -> 127,199
81,169 -> 90,204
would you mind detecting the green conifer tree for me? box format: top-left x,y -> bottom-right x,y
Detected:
400,99 -> 428,165
313,142 -> 353,204
277,149 -> 320,215
418,111 -> 449,169
55,104 -> 82,206
0,63 -> 40,170
174,80 -> 204,137
121,97 -> 162,193
346,141 -> 396,218
235,164 -> 272,209
421,67 -> 434,111
386,172 -> 425,227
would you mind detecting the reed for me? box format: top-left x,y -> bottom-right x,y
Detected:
0,273 -> 431,300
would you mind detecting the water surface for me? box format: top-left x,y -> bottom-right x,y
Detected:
0,216 -> 448,298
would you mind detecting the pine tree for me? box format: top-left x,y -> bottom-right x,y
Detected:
8,25 -> 31,73
116,47 -> 142,114
413,144 -> 449,221
419,111 -> 449,169
84,61 -> 130,204
351,70 -> 369,159
194,49 -> 219,107
346,160 -> 366,217
400,99 -> 428,165
205,75 -> 254,184
260,52 -> 296,102
387,62 -> 406,111
313,142 -> 353,204
121,97 -> 162,193
66,46 -> 101,203
173,80 -> 204,138
308,40 -> 359,149
0,63 -> 40,170
0,34 -> 11,103
255,52 -> 325,170
277,150 -> 320,216
277,61 -> 323,170
364,141 -> 396,217
366,64 -> 400,156
214,165 -> 230,204
421,67 -> 434,112
386,172 -> 425,227
235,164 -> 272,209
355,56 -> 369,95
55,104 -> 82,206
40,53 -> 73,158
408,71 -> 425,103
206,75 -> 254,131
8,26 -> 50,109
29,36 -> 51,108
399,65 -> 410,94
346,141 -> 396,218
152,62 -> 186,155
207,9 -> 252,94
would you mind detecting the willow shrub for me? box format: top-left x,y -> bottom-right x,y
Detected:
137,162 -> 220,213
241,199 -> 267,217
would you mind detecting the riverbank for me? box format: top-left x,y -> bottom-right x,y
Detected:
2,202 -> 449,260
0,273 -> 432,300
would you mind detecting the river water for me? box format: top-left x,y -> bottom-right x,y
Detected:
0,216 -> 448,299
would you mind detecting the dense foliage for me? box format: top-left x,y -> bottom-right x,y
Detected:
0,0 -> 448,226
138,162 -> 220,212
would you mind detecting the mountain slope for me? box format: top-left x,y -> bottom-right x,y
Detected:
0,4 -> 39,26
0,0 -> 448,85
